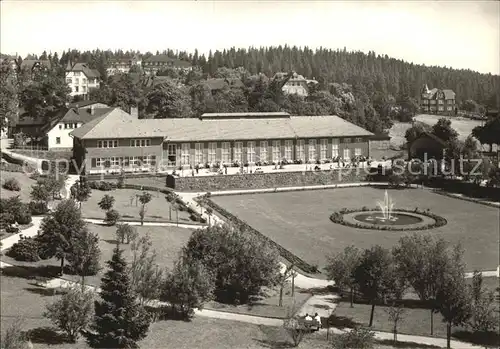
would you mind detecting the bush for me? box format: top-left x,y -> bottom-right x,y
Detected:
15,205 -> 32,225
332,327 -> 375,349
104,209 -> 120,226
0,212 -> 16,227
29,201 -> 49,215
2,177 -> 21,191
6,237 -> 40,261
6,226 -> 20,234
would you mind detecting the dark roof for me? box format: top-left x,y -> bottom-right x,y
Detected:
19,59 -> 51,70
370,133 -> 391,141
412,131 -> 447,146
422,87 -> 456,100
143,55 -> 191,68
66,62 -> 100,78
71,108 -> 374,141
204,78 -> 244,90
15,116 -> 46,126
40,107 -> 113,133
200,112 -> 290,119
68,100 -> 109,109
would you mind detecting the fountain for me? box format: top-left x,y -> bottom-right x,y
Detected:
376,190 -> 396,221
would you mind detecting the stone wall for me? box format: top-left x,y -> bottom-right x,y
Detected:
173,169 -> 369,192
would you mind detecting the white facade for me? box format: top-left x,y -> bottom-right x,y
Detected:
276,72 -> 318,97
47,121 -> 82,150
106,59 -> 142,75
65,70 -> 100,97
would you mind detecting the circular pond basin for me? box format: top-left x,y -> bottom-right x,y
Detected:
353,212 -> 423,226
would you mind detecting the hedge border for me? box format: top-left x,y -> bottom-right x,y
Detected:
330,207 -> 447,231
200,197 -> 319,275
432,189 -> 500,209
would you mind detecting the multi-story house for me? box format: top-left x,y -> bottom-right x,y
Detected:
106,55 -> 142,75
142,54 -> 192,75
71,109 -> 373,175
420,84 -> 456,115
65,62 -> 101,98
273,72 -> 318,97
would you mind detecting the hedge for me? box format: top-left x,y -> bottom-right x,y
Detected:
200,197 -> 319,274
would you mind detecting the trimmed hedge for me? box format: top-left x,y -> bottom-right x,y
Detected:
330,207 -> 447,231
201,197 -> 319,274
6,237 -> 40,262
28,201 -> 49,215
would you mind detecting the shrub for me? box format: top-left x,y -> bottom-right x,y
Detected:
0,212 -> 16,227
6,237 -> 40,261
104,209 -> 120,226
15,205 -> 32,225
6,226 -> 20,234
2,177 -> 21,191
29,201 -> 49,215
332,327 -> 375,349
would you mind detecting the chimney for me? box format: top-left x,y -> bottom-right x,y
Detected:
130,106 -> 138,118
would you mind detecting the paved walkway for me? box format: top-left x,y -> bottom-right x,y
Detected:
83,218 -> 203,230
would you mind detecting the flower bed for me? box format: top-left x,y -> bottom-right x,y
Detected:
201,196 -> 319,274
330,207 -> 447,231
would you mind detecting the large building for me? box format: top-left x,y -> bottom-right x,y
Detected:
65,62 -> 101,98
273,72 -> 318,97
106,56 -> 142,75
420,84 -> 457,115
142,54 -> 192,75
71,109 -> 373,175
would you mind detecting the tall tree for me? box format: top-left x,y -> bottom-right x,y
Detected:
0,60 -> 19,131
145,81 -> 192,118
84,246 -> 151,348
325,245 -> 361,307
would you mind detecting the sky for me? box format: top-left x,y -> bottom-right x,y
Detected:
1,0 -> 499,75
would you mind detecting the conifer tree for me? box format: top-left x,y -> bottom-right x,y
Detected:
84,246 -> 151,349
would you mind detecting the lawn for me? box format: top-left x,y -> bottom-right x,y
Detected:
389,122 -> 413,148
0,170 -> 37,203
1,223 -> 194,287
211,187 -> 499,272
81,188 -> 192,223
414,114 -> 482,142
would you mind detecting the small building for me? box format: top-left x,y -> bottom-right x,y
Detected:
408,132 -> 446,161
106,56 -> 142,75
65,62 -> 101,98
205,78 -> 244,95
70,110 -> 374,175
369,133 -> 391,151
273,72 -> 318,97
420,84 -> 456,115
142,55 -> 192,75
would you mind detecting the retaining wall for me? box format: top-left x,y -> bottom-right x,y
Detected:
174,169 -> 370,192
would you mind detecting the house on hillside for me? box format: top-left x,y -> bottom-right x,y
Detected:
142,54 -> 192,75
41,105 -> 112,150
273,72 -> 318,97
106,56 -> 142,75
420,85 -> 457,116
205,78 -> 244,95
65,62 -> 101,98
70,109 -> 374,175
18,59 -> 51,72
408,132 -> 446,161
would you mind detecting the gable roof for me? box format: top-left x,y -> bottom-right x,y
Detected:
71,109 -> 374,141
412,131 -> 447,147
422,87 -> 456,100
442,89 -> 455,100
19,59 -> 51,70
41,107 -> 114,133
66,62 -> 100,78
68,100 -> 109,109
143,55 -> 191,68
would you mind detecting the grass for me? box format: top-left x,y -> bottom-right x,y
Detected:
414,114 -> 482,141
1,223 -> 194,287
206,283 -> 312,319
389,122 -> 413,148
0,170 -> 37,202
211,187 -> 499,272
81,188 -> 192,223
9,149 -> 73,160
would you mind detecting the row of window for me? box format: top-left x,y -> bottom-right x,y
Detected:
422,106 -> 453,111
171,140 -> 362,165
59,123 -> 78,130
92,155 -> 157,168
421,99 -> 455,105
130,139 -> 151,147
72,86 -> 87,93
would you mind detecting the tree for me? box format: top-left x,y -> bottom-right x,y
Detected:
19,67 -> 71,120
44,285 -> 94,343
30,183 -> 51,204
472,117 -> 500,152
129,234 -> 163,307
384,302 -> 406,342
393,234 -> 449,335
145,81 -> 193,118
404,123 -> 431,146
137,192 -> 152,226
162,257 -> 214,318
283,316 -> 307,347
432,118 -> 458,144
332,327 -> 375,349
468,271 -> 497,335
116,223 -> 138,244
0,60 -> 19,132
1,317 -> 32,349
104,209 -> 120,226
70,179 -> 92,209
66,228 -> 101,287
84,246 -> 151,348
462,135 -> 479,159
98,194 -> 115,211
436,244 -> 472,349
277,264 -> 296,307
354,245 -> 395,327
183,223 -> 280,304
205,207 -> 213,225
325,245 -> 361,307
36,200 -> 86,275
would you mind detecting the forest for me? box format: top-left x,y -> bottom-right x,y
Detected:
2,46 -> 499,135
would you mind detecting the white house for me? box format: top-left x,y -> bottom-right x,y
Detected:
273,72 -> 318,97
65,62 -> 101,98
43,104 -> 111,150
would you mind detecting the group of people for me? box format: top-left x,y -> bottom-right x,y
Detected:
302,313 -> 322,330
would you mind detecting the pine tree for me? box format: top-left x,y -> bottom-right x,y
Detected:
84,246 -> 151,348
